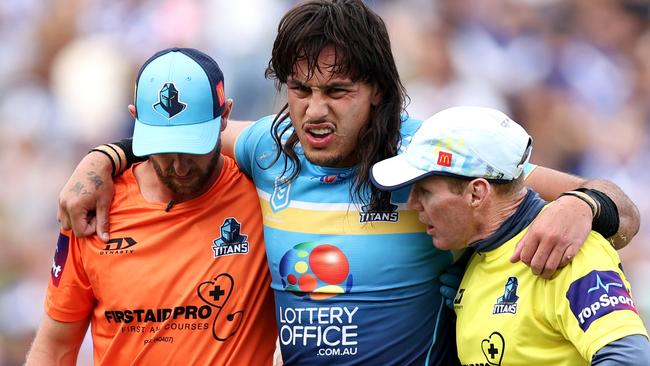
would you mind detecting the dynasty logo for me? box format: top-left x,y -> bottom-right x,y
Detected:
100,237 -> 137,255
212,218 -> 249,258
454,289 -> 465,305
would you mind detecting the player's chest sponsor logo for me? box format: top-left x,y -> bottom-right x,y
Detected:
212,218 -> 249,258
493,276 -> 519,315
271,176 -> 292,212
51,234 -> 70,287
566,270 -> 637,331
277,242 -> 358,357
278,242 -> 353,300
359,202 -> 399,223
106,272 -> 244,344
278,305 -> 359,358
100,236 -> 137,256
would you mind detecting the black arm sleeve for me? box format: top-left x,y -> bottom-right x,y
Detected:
113,138 -> 146,168
592,334 -> 650,365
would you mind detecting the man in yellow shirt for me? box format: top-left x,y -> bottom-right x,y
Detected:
371,106 -> 650,365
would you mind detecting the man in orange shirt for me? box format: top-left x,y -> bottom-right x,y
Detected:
25,48 -> 277,365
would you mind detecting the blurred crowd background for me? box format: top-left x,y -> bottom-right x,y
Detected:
0,0 -> 649,364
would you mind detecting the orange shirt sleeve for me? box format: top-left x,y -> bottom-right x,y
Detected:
45,231 -> 96,322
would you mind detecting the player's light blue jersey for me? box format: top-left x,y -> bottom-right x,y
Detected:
236,116 -> 458,365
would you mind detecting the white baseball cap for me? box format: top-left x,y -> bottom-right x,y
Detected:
371,106 -> 532,191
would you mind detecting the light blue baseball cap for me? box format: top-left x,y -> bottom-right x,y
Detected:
132,48 -> 226,156
371,106 -> 533,191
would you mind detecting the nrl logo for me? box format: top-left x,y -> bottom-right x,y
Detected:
271,176 -> 291,212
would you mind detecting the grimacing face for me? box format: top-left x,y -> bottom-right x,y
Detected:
286,46 -> 381,167
407,176 -> 477,250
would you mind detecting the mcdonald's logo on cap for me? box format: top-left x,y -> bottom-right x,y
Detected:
437,151 -> 452,167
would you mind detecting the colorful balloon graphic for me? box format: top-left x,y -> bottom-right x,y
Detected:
278,242 -> 353,300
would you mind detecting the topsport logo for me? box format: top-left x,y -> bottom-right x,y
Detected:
278,242 -> 353,300
566,270 -> 637,331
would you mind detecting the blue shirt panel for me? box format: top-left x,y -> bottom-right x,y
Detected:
236,115 -> 458,365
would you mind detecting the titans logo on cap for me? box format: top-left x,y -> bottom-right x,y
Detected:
153,82 -> 187,119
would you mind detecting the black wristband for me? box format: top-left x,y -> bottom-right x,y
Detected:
103,143 -> 122,175
113,138 -> 146,173
576,188 -> 620,239
89,148 -> 117,177
558,190 -> 598,218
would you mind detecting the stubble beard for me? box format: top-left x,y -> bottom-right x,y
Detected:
304,150 -> 347,167
151,153 -> 220,200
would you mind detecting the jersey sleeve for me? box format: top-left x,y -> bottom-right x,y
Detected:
546,232 -> 649,361
396,116 -> 423,152
522,163 -> 536,179
45,231 -> 95,322
592,335 -> 650,365
234,115 -> 277,177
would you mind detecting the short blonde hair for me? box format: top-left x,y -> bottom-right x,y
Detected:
440,175 -> 525,197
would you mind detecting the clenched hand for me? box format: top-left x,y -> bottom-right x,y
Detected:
511,195 -> 593,278
57,151 -> 114,242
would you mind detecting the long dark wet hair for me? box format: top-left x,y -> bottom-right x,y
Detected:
263,0 -> 408,211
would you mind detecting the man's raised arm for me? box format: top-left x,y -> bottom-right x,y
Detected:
513,166 -> 640,278
57,116 -> 251,241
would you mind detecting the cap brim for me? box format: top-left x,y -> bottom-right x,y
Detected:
132,116 -> 222,156
370,155 -> 432,191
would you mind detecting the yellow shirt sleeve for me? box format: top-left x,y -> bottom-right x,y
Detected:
545,232 -> 649,360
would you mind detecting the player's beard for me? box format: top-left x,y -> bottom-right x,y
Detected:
303,150 -> 348,167
151,152 -> 220,200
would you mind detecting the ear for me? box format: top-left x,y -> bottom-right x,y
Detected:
219,98 -> 233,132
128,104 -> 136,119
370,85 -> 382,107
406,182 -> 423,211
467,178 -> 490,208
